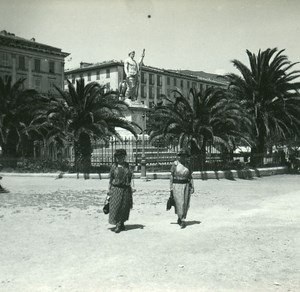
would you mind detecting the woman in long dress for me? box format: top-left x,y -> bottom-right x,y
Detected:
107,149 -> 133,233
170,149 -> 194,229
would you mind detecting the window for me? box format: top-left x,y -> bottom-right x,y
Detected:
187,81 -> 190,89
49,61 -> 55,73
18,56 -> 25,70
35,78 -> 41,90
48,78 -> 56,91
173,78 -> 177,86
0,52 -> 10,67
149,86 -> 154,99
96,70 -> 100,80
72,75 -> 75,84
106,68 -> 110,78
192,82 -> 196,89
106,82 -> 110,91
88,72 -> 91,81
180,80 -> 183,87
34,59 -> 41,72
200,83 -> 203,93
149,74 -> 154,85
167,76 -> 170,85
141,85 -> 146,98
16,74 -> 26,88
157,75 -> 162,86
141,72 -> 147,83
157,87 -> 162,97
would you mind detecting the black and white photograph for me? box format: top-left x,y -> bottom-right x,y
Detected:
0,0 -> 299,291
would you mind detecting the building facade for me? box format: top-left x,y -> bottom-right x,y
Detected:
65,60 -> 228,108
0,30 -> 69,92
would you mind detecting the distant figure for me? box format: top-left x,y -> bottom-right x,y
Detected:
169,149 -> 194,229
107,149 -> 133,233
123,49 -> 145,101
0,175 -> 9,193
288,151 -> 300,172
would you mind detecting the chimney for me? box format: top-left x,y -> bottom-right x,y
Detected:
30,38 -> 35,42
80,62 -> 93,68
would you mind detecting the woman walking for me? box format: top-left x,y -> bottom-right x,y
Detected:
170,149 -> 194,229
107,149 -> 133,233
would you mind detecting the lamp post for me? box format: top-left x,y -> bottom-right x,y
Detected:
140,111 -> 147,179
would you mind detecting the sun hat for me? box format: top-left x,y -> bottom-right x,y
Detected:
114,149 -> 127,157
177,149 -> 191,157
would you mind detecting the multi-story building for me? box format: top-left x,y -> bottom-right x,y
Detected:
0,30 -> 69,93
65,60 -> 228,108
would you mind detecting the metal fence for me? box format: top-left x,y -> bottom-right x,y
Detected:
83,137 -> 286,171
88,136 -> 179,170
0,137 -> 290,172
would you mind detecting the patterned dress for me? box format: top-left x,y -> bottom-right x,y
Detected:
108,163 -> 133,225
170,160 -> 194,220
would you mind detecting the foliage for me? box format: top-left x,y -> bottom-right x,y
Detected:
0,76 -> 43,157
30,78 -> 140,170
226,48 -> 300,158
148,88 -> 251,158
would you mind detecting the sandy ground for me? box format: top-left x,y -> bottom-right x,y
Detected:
0,174 -> 299,292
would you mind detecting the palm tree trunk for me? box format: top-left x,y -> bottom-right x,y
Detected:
74,133 -> 92,178
190,140 -> 207,171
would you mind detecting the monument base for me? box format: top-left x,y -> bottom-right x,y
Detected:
117,99 -> 150,138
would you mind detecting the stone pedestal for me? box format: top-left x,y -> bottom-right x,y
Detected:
116,99 -> 150,138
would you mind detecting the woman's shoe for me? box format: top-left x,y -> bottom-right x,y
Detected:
180,221 -> 186,229
177,218 -> 182,225
115,222 -> 125,233
115,224 -> 122,233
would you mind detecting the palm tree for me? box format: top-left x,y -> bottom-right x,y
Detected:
0,76 -> 40,160
46,78 -> 139,172
227,48 -> 300,166
148,88 -> 250,170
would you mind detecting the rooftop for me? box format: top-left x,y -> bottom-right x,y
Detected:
66,60 -> 228,85
0,30 -> 69,57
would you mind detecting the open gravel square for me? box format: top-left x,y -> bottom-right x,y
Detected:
0,174 -> 299,292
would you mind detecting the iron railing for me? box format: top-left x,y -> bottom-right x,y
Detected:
0,137 -> 290,172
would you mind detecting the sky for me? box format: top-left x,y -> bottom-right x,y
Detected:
1,0 -> 300,75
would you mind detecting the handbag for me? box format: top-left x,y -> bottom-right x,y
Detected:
166,191 -> 175,211
103,196 -> 110,215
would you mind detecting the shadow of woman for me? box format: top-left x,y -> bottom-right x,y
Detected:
108,224 -> 145,232
170,220 -> 201,226
125,224 -> 145,231
185,220 -> 201,226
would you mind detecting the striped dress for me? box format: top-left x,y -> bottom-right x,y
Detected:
108,163 -> 133,225
170,161 -> 194,220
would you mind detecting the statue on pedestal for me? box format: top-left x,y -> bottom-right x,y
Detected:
120,49 -> 145,103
